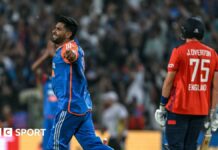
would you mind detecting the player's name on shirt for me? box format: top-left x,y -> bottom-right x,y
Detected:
188,83 -> 207,91
187,49 -> 211,57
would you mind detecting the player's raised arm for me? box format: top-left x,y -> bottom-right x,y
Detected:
31,41 -> 55,71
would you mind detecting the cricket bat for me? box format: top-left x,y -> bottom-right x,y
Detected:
200,127 -> 212,150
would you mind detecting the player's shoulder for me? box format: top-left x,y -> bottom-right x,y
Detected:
170,45 -> 182,56
200,42 -> 215,52
63,40 -> 79,51
174,41 -> 187,50
199,42 -> 218,59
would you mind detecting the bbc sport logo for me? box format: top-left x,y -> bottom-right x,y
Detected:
0,128 -> 46,137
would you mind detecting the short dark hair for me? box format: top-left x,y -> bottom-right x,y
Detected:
56,15 -> 79,39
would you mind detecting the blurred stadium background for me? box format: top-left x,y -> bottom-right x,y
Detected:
0,0 -> 218,150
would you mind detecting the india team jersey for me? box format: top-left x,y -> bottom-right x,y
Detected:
52,40 -> 92,115
166,40 -> 218,115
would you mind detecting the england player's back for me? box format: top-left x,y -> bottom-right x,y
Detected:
52,40 -> 92,115
166,40 -> 218,115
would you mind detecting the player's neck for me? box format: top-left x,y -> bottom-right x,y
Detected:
56,39 -> 71,50
186,38 -> 199,43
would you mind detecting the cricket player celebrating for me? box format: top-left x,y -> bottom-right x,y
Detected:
46,15 -> 113,150
155,17 -> 218,150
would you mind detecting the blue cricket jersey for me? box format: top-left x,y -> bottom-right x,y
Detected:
43,78 -> 58,118
51,40 -> 92,115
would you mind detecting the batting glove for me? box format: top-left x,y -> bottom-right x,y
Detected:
155,105 -> 167,127
211,109 -> 218,132
211,119 -> 218,132
205,109 -> 218,132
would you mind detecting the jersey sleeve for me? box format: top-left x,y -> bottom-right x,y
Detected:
61,41 -> 79,64
167,48 -> 180,72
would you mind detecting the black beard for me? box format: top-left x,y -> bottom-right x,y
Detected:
51,35 -> 65,44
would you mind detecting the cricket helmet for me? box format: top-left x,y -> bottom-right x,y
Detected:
181,17 -> 204,40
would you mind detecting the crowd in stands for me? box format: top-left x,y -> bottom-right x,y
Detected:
1,0 -> 218,130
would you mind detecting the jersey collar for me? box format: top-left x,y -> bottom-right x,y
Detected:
55,40 -> 75,51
